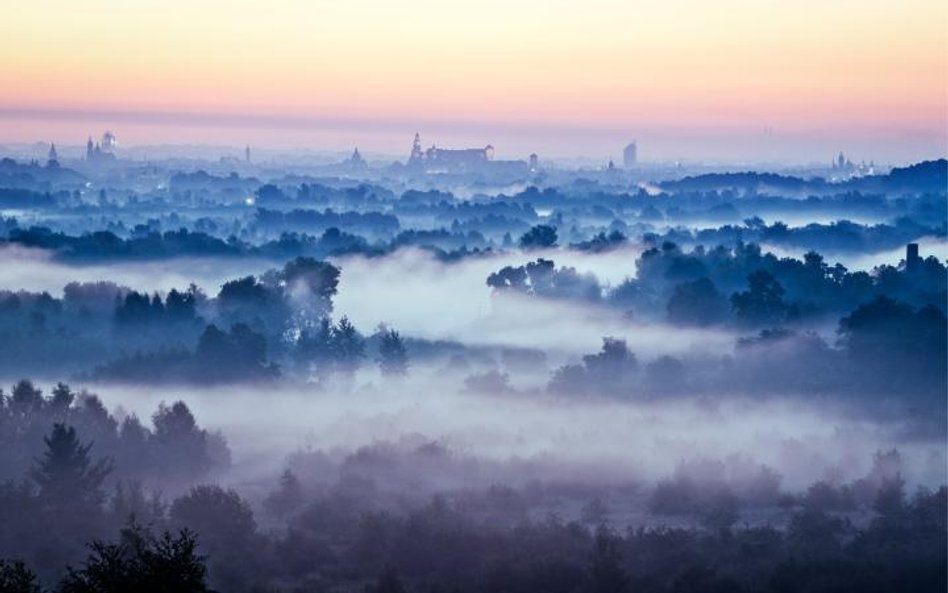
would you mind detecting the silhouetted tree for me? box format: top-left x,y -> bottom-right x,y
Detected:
57,521 -> 210,593
275,256 -> 340,319
169,486 -> 258,592
332,316 -> 365,375
195,323 -> 274,382
519,225 -> 557,250
152,402 -> 214,480
731,270 -> 789,326
263,470 -> 304,518
589,527 -> 628,593
667,277 -> 728,326
31,424 -> 112,512
838,297 -> 947,396
170,486 -> 256,556
582,338 -> 638,397
0,560 -> 41,593
378,329 -> 408,377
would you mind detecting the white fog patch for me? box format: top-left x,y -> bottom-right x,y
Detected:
762,236 -> 948,271
76,378 -> 948,492
331,247 -> 722,357
0,245 -> 274,296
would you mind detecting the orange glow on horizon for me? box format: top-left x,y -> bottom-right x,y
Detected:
1,0 -> 945,159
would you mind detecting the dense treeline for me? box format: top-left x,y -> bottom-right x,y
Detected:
484,241 -> 947,410
0,256 -> 408,384
0,380 -> 228,486
0,243 -> 944,419
0,158 -> 944,264
489,241 -> 947,323
0,406 -> 944,592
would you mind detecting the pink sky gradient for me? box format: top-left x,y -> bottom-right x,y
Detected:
1,0 -> 945,162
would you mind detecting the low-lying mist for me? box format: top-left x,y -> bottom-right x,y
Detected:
0,244 -> 276,295
333,247 -> 737,357
66,375 -> 946,496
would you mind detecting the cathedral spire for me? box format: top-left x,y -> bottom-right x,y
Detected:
409,132 -> 424,163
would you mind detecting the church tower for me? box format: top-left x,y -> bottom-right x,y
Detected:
409,132 -> 424,164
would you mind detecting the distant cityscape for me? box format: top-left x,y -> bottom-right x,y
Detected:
22,130 -> 891,187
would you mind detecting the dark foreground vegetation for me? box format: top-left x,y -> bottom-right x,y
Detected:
0,382 -> 945,593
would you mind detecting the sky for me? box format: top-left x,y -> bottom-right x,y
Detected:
1,0 -> 946,163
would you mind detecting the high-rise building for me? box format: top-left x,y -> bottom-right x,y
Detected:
245,145 -> 251,163
623,141 -> 637,168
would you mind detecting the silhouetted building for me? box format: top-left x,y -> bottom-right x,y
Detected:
830,151 -> 874,177
410,132 -> 424,163
407,133 -> 495,173
245,145 -> 251,163
833,151 -> 855,171
101,131 -> 117,152
342,147 -> 367,170
623,142 -> 637,168
906,243 -> 921,272
529,153 -> 539,173
86,132 -> 117,162
47,143 -> 59,167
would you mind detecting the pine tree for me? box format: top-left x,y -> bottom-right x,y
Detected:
58,521 -> 211,593
0,559 -> 41,593
31,424 -> 112,510
332,316 -> 365,375
379,329 -> 408,377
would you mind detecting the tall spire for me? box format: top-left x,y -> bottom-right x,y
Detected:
409,132 -> 424,163
47,143 -> 59,167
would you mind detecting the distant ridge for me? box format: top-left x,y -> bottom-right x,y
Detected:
659,158 -> 947,195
